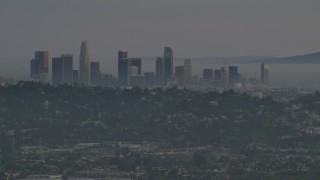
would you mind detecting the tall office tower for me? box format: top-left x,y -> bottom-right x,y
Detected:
228,66 -> 239,87
90,62 -> 101,86
183,59 -> 192,85
164,47 -> 174,82
61,54 -> 73,84
203,69 -> 214,80
144,72 -> 155,87
175,66 -> 184,86
118,50 -> 129,86
31,51 -> 49,79
35,51 -> 49,74
221,67 -> 228,87
155,57 -> 165,86
261,63 -> 269,84
128,66 -> 139,87
130,58 -> 142,75
79,41 -> 90,85
128,66 -> 139,77
73,70 -> 79,84
52,57 -> 63,85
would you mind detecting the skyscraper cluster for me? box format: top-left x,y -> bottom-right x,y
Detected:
200,63 -> 268,88
117,47 -> 179,88
30,42 -> 268,88
52,55 -> 73,85
31,41 -> 103,86
51,41 -> 93,86
204,66 -> 239,87
174,59 -> 193,87
117,51 -> 143,87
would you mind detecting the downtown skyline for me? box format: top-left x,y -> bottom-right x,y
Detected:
27,42 -> 271,90
1,42 -> 320,87
1,40 -> 320,87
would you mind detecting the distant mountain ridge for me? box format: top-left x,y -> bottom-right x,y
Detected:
141,56 -> 276,62
193,56 -> 275,62
129,51 -> 320,63
187,52 -> 320,63
261,52 -> 320,63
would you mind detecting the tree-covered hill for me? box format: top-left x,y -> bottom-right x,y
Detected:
0,82 -> 312,149
3,82 -> 320,179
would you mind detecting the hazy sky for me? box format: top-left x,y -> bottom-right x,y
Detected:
1,0 -> 320,58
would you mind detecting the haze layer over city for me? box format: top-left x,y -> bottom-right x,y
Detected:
1,0 -> 320,87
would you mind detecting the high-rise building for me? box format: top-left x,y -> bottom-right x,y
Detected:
101,74 -> 116,87
118,50 -> 129,86
175,66 -> 184,86
79,41 -> 90,85
183,59 -> 192,86
61,54 -> 73,84
221,67 -> 228,87
203,69 -> 214,80
35,51 -> 49,74
144,72 -> 155,87
31,51 -> 49,79
228,66 -> 239,87
128,66 -> 143,87
90,61 -> 101,86
130,58 -> 142,75
73,70 -> 79,84
128,66 -> 139,77
52,55 -> 73,85
164,47 -> 174,82
261,63 -> 269,84
155,57 -> 164,86
52,57 -> 63,85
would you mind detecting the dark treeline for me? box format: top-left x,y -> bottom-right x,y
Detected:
2,82 -> 320,178
1,82 -> 318,149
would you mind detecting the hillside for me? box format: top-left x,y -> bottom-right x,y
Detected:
260,52 -> 320,63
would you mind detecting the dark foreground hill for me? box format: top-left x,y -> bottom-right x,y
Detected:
2,82 -> 320,179
0,82 -> 317,147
